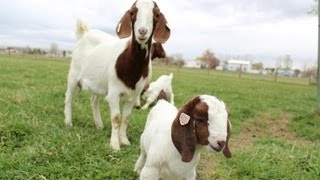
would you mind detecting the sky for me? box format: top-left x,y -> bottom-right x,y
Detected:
0,0 -> 317,69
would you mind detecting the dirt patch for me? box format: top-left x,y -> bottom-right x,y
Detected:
232,112 -> 311,150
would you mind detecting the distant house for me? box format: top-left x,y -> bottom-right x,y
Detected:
184,61 -> 207,68
227,59 -> 251,72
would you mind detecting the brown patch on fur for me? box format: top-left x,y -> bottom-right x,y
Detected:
223,120 -> 232,158
116,41 -> 151,89
112,115 -> 121,129
116,3 -> 137,38
141,84 -> 149,96
172,97 -> 215,162
77,81 -> 82,91
156,90 -> 167,101
193,102 -> 210,145
115,1 -> 170,89
152,5 -> 170,43
151,42 -> 166,60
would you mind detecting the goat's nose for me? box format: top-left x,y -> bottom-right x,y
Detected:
217,140 -> 226,148
138,28 -> 148,36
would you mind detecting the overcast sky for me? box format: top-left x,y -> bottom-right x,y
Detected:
0,0 -> 317,68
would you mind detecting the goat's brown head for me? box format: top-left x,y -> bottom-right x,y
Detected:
116,0 -> 170,46
171,95 -> 231,162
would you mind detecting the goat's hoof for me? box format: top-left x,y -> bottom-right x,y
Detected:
110,142 -> 120,151
95,124 -> 104,129
141,106 -> 148,110
120,137 -> 131,146
65,122 -> 73,127
134,166 -> 141,174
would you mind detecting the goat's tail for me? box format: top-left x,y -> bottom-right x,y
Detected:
168,72 -> 173,79
76,19 -> 89,40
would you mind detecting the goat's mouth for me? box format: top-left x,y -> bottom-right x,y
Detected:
210,144 -> 223,152
137,37 -> 148,41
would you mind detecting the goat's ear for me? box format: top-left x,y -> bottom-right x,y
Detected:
116,10 -> 132,38
151,42 -> 166,60
223,119 -> 232,158
171,97 -> 200,162
171,111 -> 196,162
153,13 -> 170,44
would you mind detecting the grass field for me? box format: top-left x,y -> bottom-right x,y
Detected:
0,55 -> 319,179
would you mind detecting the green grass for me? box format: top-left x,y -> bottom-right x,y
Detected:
0,55 -> 319,179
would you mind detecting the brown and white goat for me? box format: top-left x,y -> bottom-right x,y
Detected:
64,0 -> 170,150
135,95 -> 231,179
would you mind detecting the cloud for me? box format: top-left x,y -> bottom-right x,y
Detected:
0,0 -> 317,68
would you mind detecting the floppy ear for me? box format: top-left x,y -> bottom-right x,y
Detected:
171,97 -> 200,162
223,119 -> 232,158
171,111 -> 196,162
153,12 -> 170,43
116,10 -> 132,38
151,42 -> 166,60
157,89 -> 168,101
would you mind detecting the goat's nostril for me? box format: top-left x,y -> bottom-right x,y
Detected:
138,28 -> 148,35
217,140 -> 226,148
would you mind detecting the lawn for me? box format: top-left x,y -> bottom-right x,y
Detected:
0,55 -> 319,179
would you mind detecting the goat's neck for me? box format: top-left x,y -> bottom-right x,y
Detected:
115,38 -> 152,90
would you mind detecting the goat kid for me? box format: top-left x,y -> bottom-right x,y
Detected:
140,73 -> 174,110
64,0 -> 170,150
135,95 -> 231,179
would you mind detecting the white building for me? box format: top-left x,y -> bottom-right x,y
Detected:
227,59 -> 251,72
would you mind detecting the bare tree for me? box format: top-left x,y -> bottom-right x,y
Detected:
171,54 -> 185,69
309,0 -> 318,14
276,54 -> 293,70
252,62 -> 264,70
198,49 -> 220,69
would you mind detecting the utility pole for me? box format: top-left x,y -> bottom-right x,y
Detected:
317,0 -> 320,111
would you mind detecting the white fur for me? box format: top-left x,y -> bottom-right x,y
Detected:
134,0 -> 155,46
141,73 -> 174,109
64,1 -> 156,151
134,95 -> 229,179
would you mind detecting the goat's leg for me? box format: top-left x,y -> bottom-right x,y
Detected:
106,94 -> 121,150
91,94 -> 104,129
141,95 -> 155,110
134,141 -> 147,174
64,78 -> 78,127
140,166 -> 160,180
185,169 -> 196,180
134,96 -> 141,109
119,100 -> 135,145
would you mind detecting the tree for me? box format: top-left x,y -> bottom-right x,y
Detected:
50,43 -> 59,56
171,54 -> 185,69
309,0 -> 318,15
252,62 -> 264,70
276,54 -> 293,70
198,49 -> 220,69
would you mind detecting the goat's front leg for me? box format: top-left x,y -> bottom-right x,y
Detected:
106,94 -> 121,150
141,95 -> 156,110
119,100 -> 135,145
135,96 -> 141,109
140,166 -> 160,180
91,94 -> 104,129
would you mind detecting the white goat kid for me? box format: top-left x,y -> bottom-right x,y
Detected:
141,73 -> 174,109
64,0 -> 170,150
135,95 -> 231,179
